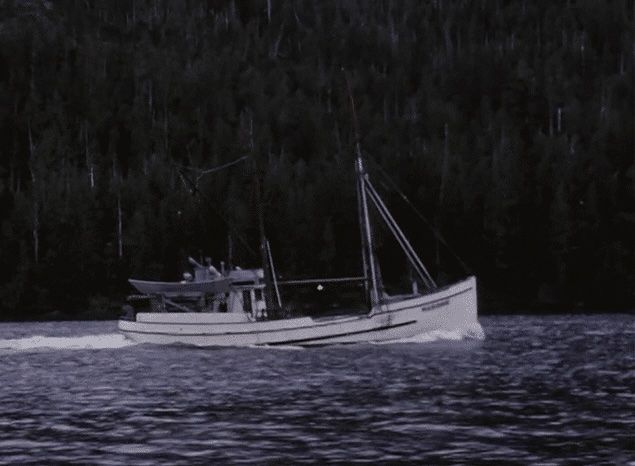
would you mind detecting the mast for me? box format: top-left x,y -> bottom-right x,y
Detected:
266,239 -> 282,308
346,72 -> 380,308
356,167 -> 370,304
254,161 -> 279,314
356,153 -> 380,307
364,177 -> 437,290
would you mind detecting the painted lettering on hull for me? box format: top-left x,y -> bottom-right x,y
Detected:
421,300 -> 449,312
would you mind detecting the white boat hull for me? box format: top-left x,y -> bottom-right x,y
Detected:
118,277 -> 480,347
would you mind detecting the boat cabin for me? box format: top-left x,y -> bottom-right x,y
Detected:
225,268 -> 267,318
125,266 -> 270,320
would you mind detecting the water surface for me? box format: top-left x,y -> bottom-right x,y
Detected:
0,315 -> 633,464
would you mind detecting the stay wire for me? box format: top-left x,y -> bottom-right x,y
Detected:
365,157 -> 473,276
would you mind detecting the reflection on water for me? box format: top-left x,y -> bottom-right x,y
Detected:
0,315 -> 633,464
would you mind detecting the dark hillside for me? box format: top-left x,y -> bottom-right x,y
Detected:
0,0 -> 632,318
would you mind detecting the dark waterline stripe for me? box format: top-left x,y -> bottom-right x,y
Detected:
266,320 -> 418,346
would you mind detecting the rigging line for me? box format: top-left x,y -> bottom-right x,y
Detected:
277,276 -> 366,286
174,155 -> 250,187
176,155 -> 250,174
366,186 -> 432,290
174,161 -> 258,259
364,177 -> 433,284
193,155 -> 250,180
364,177 -> 437,290
366,158 -> 473,275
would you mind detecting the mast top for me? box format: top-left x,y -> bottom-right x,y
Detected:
355,153 -> 365,175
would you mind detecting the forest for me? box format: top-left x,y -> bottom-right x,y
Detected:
0,0 -> 633,319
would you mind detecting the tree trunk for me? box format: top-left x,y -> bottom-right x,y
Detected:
84,123 -> 95,190
28,123 -> 39,265
117,195 -> 123,259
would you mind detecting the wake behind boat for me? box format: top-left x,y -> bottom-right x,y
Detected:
118,153 -> 480,346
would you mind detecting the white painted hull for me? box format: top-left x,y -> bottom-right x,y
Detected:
118,276 -> 479,347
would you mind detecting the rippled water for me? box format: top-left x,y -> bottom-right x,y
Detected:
0,315 -> 633,464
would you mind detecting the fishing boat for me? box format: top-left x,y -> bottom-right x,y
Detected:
118,153 -> 480,346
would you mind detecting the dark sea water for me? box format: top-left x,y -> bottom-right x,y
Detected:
0,314 -> 633,465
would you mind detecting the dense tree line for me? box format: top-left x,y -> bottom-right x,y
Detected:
0,0 -> 632,318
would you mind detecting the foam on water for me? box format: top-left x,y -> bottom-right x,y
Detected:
252,344 -> 306,350
0,333 -> 137,352
373,323 -> 485,345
